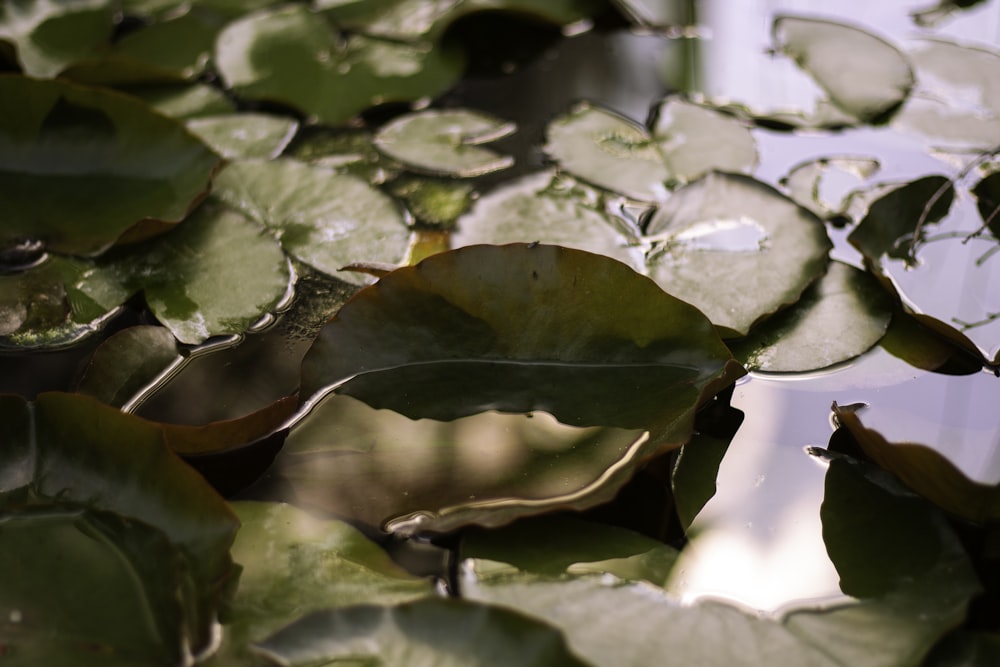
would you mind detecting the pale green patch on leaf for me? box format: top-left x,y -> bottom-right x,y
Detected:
0,0 -> 113,78
650,97 -> 757,182
187,113 -> 299,160
645,172 -> 832,337
212,159 -> 411,284
374,108 -> 515,177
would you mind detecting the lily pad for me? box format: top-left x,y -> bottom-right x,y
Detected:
0,75 -> 222,256
186,113 -> 299,160
212,159 -> 412,285
80,201 -> 293,345
223,501 -> 433,644
772,15 -> 914,123
0,391 -> 240,657
0,0 -> 113,78
461,455 -> 979,667
451,170 -> 643,269
373,108 -> 515,177
780,155 -> 881,221
123,82 -> 235,119
75,324 -> 181,407
255,598 -> 590,667
544,102 -> 671,201
215,4 -> 465,125
300,243 -> 742,428
645,171 -> 832,337
731,261 -> 894,373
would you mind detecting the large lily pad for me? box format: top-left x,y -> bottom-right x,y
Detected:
461,455 -> 979,667
373,108 -> 515,177
451,170 -> 643,270
0,75 -> 222,256
645,172 -> 832,337
300,243 -> 742,427
215,4 -> 465,125
212,159 -> 412,284
0,0 -> 113,78
772,15 -> 914,123
0,391 -> 239,658
255,598 -> 590,667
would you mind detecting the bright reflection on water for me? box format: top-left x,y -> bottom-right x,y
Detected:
669,217 -> 769,252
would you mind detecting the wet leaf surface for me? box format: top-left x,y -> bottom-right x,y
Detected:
0,0 -> 114,78
213,159 -> 412,285
779,155 -> 881,221
374,108 -> 515,177
75,325 -> 181,407
186,113 -> 299,160
645,172 -> 832,337
0,75 -> 222,256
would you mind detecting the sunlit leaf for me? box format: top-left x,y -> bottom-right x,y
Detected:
462,455 -> 978,667
215,4 -> 465,125
780,155 -> 881,221
772,15 -> 914,123
731,261 -> 893,372
186,113 -> 299,160
544,102 -> 671,201
212,159 -> 411,284
223,501 -> 433,645
76,325 -> 180,407
0,0 -> 113,78
255,598 -> 591,667
645,172 -> 832,337
0,391 -> 240,658
451,170 -> 643,270
650,97 -> 757,182
374,108 -> 515,177
123,82 -> 235,119
0,75 -> 222,256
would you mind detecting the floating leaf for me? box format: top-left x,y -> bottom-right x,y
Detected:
645,172 -> 832,337
544,102 -> 670,201
911,0 -> 990,27
0,75 -> 222,256
186,113 -> 299,160
772,15 -> 914,123
670,433 -> 732,530
256,598 -> 590,667
80,201 -> 293,345
452,170 -> 643,270
223,501 -> 433,645
462,455 -> 978,667
123,82 -> 235,119
0,0 -> 113,78
731,261 -> 894,372
374,108 -> 515,177
609,0 -> 691,29
387,174 -> 475,227
973,170 -> 1000,239
300,243 -> 742,428
75,325 -> 181,407
0,391 -> 240,658
834,394 -> 1000,523
215,5 -> 465,125
650,97 -> 757,183
780,155 -> 881,221
212,159 -> 411,284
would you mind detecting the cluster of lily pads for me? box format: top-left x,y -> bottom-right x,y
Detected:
2,0 -> 1000,665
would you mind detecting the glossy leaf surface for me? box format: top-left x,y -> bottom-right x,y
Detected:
0,0 -> 113,77
186,113 -> 298,160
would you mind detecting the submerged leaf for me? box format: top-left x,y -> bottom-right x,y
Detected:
645,172 -> 832,337
374,108 -> 515,177
212,159 -> 411,284
772,15 -> 914,123
0,75 -> 222,256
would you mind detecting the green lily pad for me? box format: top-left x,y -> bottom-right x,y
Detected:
75,325 -> 181,407
645,172 -> 832,337
780,155 -> 881,221
80,201 -> 293,345
387,174 -> 475,227
215,4 -> 465,125
0,0 -> 113,78
223,501 -> 433,645
893,38 -> 1000,149
123,82 -> 235,119
451,170 -> 643,270
670,432 -> 732,530
255,598 -> 590,667
731,261 -> 894,372
186,113 -> 299,160
0,391 -> 240,658
0,255 -> 119,349
0,75 -> 222,256
772,15 -> 914,123
650,97 -> 758,183
212,159 -> 411,285
373,108 -> 515,177
544,102 -> 671,201
300,243 -> 742,428
461,455 -> 979,667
